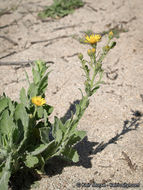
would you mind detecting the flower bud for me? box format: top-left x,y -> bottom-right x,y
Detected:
108,31 -> 114,39
87,49 -> 92,56
103,45 -> 110,52
87,48 -> 96,56
78,53 -> 83,60
91,48 -> 96,54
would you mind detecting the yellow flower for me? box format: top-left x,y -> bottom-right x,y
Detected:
84,34 -> 101,44
31,96 -> 46,106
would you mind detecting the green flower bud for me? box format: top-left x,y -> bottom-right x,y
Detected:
78,53 -> 83,60
108,31 -> 114,40
87,48 -> 96,56
103,45 -> 110,52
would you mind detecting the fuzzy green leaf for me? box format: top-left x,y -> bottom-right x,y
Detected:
0,97 -> 8,114
52,117 -> 63,143
39,127 -> 50,144
0,110 -> 15,136
14,104 -> 29,129
68,130 -> 86,145
37,74 -> 49,95
31,141 -> 54,156
20,87 -> 29,107
28,83 -> 38,98
14,104 -> 29,152
25,155 -> 39,168
91,86 -> 100,95
43,104 -> 54,116
35,60 -> 48,77
32,68 -> 41,85
37,106 -> 44,119
0,154 -> 12,190
7,98 -> 16,116
62,147 -> 79,162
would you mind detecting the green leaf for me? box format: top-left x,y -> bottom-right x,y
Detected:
43,110 -> 48,126
14,104 -> 29,153
43,104 -> 53,116
28,83 -> 38,98
64,119 -> 71,129
0,154 -> 12,190
42,141 -> 58,161
37,106 -> 44,119
76,130 -> 86,139
62,147 -> 79,163
24,69 -> 30,85
53,117 -> 66,133
75,104 -> 81,117
91,86 -> 100,95
68,130 -> 86,145
37,74 -> 49,95
25,155 -> 39,168
0,148 -> 7,166
37,155 -> 45,173
32,67 -> 40,85
14,104 -> 29,129
35,60 -> 48,77
39,127 -> 50,144
20,87 -> 29,107
31,141 -> 54,156
0,97 -> 8,114
52,117 -> 63,143
7,98 -> 16,117
0,110 -> 15,136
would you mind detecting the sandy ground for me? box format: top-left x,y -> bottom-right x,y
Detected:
0,0 -> 143,189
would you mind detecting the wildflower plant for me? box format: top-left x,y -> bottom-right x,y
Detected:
38,0 -> 84,19
0,32 -> 116,189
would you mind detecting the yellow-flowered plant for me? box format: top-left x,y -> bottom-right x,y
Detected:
79,32 -> 116,97
0,31 -> 116,190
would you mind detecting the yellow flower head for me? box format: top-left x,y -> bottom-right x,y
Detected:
84,34 -> 101,44
32,96 -> 46,106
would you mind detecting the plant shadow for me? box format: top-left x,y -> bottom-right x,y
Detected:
60,99 -> 80,123
93,110 -> 142,154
